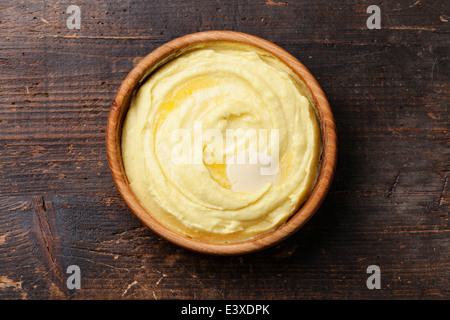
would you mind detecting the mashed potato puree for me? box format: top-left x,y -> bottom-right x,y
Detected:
121,42 -> 321,243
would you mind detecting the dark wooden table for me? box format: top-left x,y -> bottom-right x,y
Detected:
0,0 -> 448,300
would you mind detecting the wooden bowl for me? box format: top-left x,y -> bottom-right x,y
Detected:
106,31 -> 337,255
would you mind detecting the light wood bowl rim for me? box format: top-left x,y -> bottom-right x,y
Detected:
106,30 -> 337,255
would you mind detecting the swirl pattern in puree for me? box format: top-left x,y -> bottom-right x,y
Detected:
121,42 -> 321,243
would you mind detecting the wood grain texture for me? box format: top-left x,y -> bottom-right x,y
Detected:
0,0 -> 449,299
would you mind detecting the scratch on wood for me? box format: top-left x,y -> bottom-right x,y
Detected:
427,111 -> 439,120
34,196 -> 54,261
439,172 -> 448,207
136,281 -> 156,299
155,274 -> 167,287
59,255 -> 130,272
431,57 -> 438,81
266,0 -> 287,6
410,0 -> 421,8
122,280 -> 138,297
387,163 -> 410,198
33,196 -> 67,297
387,171 -> 401,198
51,34 -> 153,40
385,26 -> 436,31
188,271 -> 206,288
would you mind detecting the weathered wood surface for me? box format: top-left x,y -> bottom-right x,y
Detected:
0,0 -> 448,299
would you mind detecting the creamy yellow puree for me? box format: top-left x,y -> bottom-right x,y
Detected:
121,42 -> 321,243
